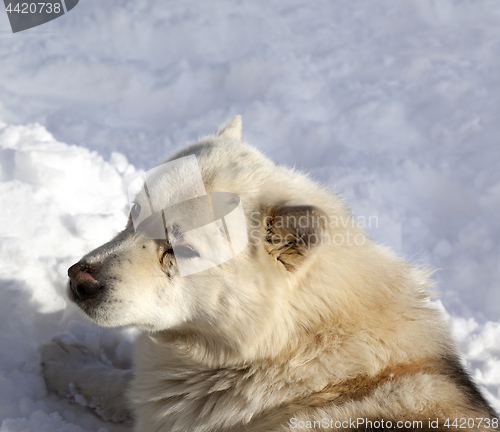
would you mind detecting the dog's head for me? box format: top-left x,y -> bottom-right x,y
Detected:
67,117 -> 345,357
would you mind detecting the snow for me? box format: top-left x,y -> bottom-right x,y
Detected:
0,0 -> 499,430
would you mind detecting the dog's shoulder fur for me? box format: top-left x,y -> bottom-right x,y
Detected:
42,117 -> 499,432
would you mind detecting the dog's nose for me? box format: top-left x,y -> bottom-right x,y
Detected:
68,262 -> 103,301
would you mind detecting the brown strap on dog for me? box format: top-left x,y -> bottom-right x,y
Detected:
301,359 -> 440,407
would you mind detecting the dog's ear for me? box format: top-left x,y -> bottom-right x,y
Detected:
263,205 -> 329,272
217,115 -> 242,141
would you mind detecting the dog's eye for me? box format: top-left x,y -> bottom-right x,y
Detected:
131,202 -> 141,220
173,245 -> 200,259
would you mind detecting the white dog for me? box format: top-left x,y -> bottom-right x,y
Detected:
41,117 -> 499,431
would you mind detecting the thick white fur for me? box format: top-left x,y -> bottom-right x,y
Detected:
41,117 -> 499,432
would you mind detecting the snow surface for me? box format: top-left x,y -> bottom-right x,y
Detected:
0,0 -> 499,430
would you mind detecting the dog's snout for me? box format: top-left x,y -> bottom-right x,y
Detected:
68,262 -> 104,301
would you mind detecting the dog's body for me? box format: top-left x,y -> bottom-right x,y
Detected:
41,117 -> 499,431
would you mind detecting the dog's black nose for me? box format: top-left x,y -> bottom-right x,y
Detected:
68,262 -> 103,301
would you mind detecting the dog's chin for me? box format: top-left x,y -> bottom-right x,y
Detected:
66,284 -> 117,327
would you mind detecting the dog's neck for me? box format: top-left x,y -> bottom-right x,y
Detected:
148,317 -> 300,368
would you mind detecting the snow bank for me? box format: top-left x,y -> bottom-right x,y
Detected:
0,123 -> 133,432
